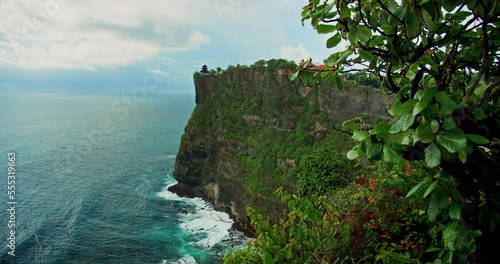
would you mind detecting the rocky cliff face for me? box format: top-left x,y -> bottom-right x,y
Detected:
170,67 -> 393,227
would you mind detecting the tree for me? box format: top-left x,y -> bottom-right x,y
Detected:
297,0 -> 499,262
252,59 -> 268,68
217,67 -> 223,74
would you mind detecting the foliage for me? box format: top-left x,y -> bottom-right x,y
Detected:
297,0 -> 500,262
224,188 -> 355,264
225,163 -> 471,263
297,150 -> 353,196
345,72 -> 380,88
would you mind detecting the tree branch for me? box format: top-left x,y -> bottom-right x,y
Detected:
474,78 -> 500,108
465,23 -> 489,105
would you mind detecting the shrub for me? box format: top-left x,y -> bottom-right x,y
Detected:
297,151 -> 352,196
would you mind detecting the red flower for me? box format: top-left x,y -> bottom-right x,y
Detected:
403,240 -> 409,245
357,178 -> 366,186
449,196 -> 453,202
368,198 -> 375,203
326,213 -> 332,220
405,164 -> 411,176
370,179 -> 377,191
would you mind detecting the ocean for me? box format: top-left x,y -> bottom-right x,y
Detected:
0,91 -> 246,264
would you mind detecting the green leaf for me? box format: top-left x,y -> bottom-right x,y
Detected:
467,230 -> 481,238
264,252 -> 275,264
326,33 -> 342,48
426,247 -> 442,253
473,107 -> 488,120
413,101 -> 429,115
334,73 -> 344,89
442,0 -> 462,12
352,131 -> 370,141
415,123 -> 435,143
300,71 -> 315,87
443,221 -> 458,239
347,148 -> 361,160
357,25 -> 372,43
449,202 -> 461,220
435,189 -> 450,208
465,134 -> 489,145
419,86 -> 438,104
422,104 -> 439,115
317,24 -> 336,34
422,9 -> 438,31
395,87 -> 411,101
359,49 -> 374,60
406,178 -> 431,198
402,113 -> 416,131
436,130 -> 467,153
435,91 -> 449,103
442,116 -> 456,130
431,119 -> 439,133
406,63 -> 420,80
423,181 -> 438,198
383,144 -> 403,163
334,50 -> 352,66
406,13 -> 421,39
340,2 -> 350,18
308,209 -> 319,222
290,71 -> 299,81
367,142 -> 383,159
428,198 -> 438,221
373,123 -> 391,139
439,98 -> 457,116
458,149 -> 467,163
425,142 -> 441,167
389,113 -> 415,133
444,251 -> 453,263
389,99 -> 416,117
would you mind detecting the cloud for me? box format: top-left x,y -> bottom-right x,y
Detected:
0,0 -> 213,69
280,43 -> 313,63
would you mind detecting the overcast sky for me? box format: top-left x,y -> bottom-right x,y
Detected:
0,0 -> 342,93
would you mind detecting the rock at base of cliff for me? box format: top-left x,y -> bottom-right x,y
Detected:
167,183 -> 204,199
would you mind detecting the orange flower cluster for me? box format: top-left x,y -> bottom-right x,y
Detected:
370,179 -> 377,191
405,160 -> 411,176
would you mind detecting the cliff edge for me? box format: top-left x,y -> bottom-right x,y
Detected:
170,66 -> 393,229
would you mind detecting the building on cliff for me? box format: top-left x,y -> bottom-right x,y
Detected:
200,64 -> 209,74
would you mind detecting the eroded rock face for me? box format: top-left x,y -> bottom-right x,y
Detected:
172,67 -> 393,227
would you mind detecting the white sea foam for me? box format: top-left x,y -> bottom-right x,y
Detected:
162,254 -> 197,264
157,179 -> 236,249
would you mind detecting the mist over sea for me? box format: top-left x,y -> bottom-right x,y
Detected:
0,91 -> 245,264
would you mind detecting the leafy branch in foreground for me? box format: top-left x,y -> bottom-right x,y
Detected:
298,0 -> 499,263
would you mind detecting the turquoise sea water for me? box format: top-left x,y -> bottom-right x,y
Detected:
0,92 -> 245,264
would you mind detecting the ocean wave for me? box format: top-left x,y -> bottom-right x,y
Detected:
162,254 -> 197,264
157,183 -> 233,249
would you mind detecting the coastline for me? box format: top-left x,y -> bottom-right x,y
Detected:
167,182 -> 255,238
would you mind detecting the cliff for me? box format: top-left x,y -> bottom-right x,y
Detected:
170,66 -> 393,229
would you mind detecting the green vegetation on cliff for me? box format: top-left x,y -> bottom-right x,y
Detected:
180,60 -> 366,217
224,0 -> 500,263
174,58 -> 392,225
